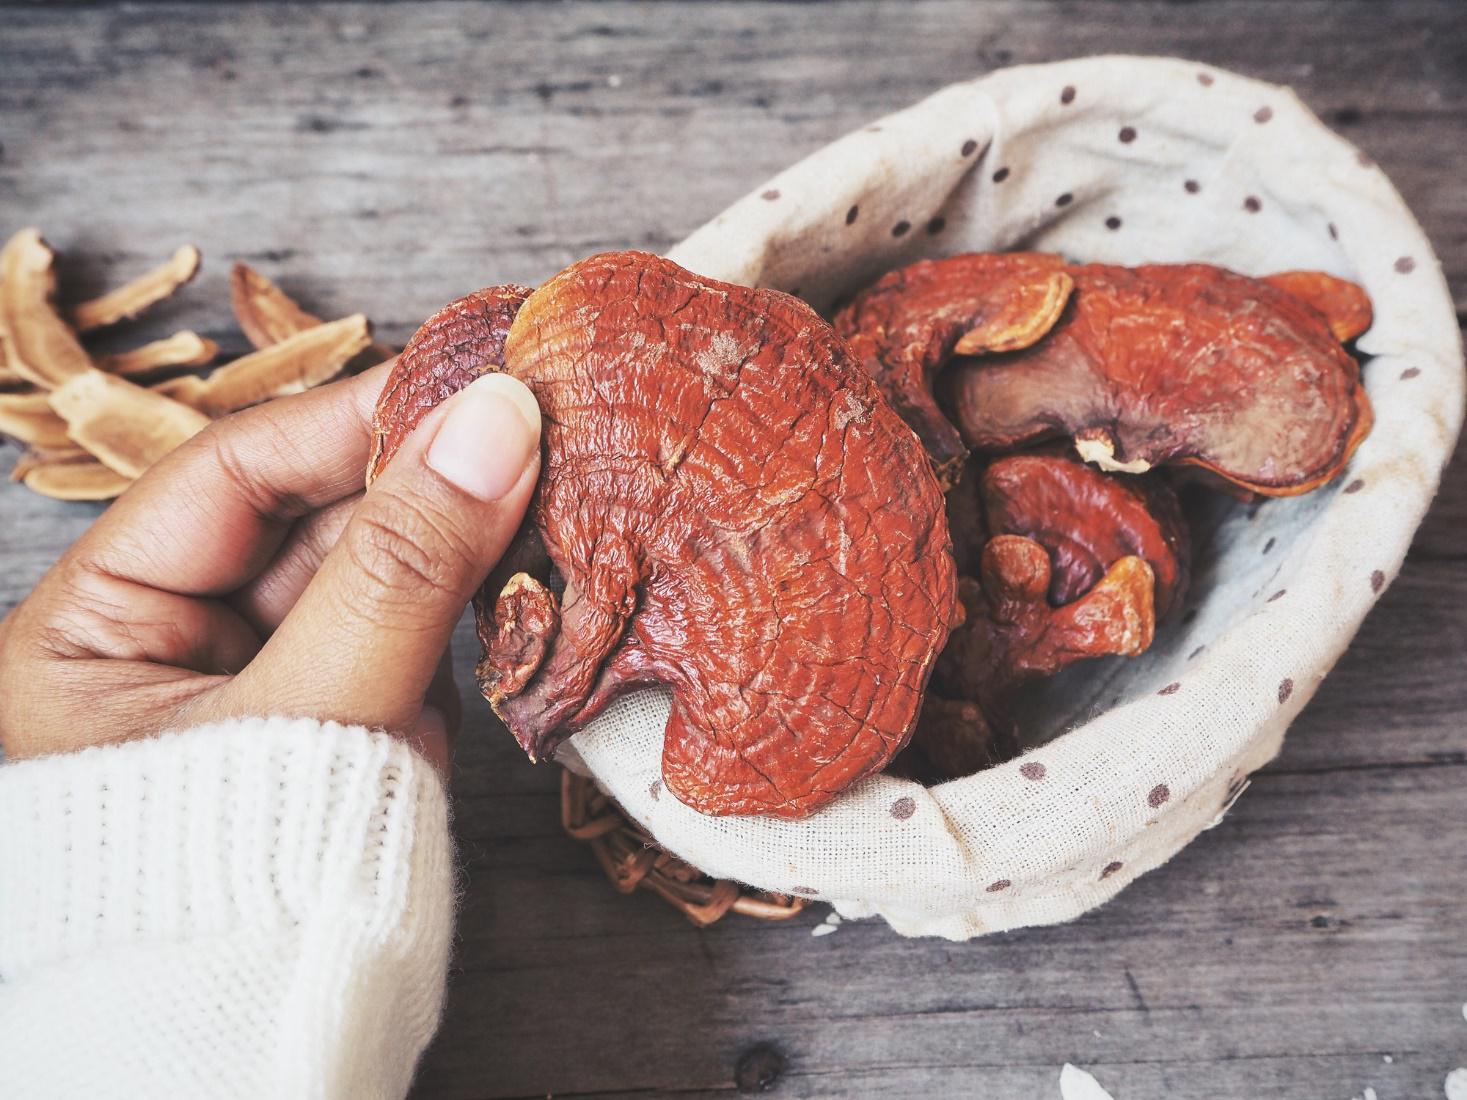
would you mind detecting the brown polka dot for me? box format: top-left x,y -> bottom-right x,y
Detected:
1243,195 -> 1262,213
890,796 -> 916,820
1267,589 -> 1286,603
1394,256 -> 1416,274
1158,682 -> 1181,696
845,204 -> 859,225
648,780 -> 661,801
760,189 -> 780,201
1105,215 -> 1122,230
1254,106 -> 1273,124
926,215 -> 946,235
1188,645 -> 1206,661
1343,478 -> 1365,494
1400,366 -> 1421,380
1356,149 -> 1374,167
1370,569 -> 1385,593
1328,222 -> 1339,240
1055,192 -> 1073,207
986,879 -> 1012,893
791,885 -> 818,896
1060,85 -> 1076,105
1148,784 -> 1171,808
1184,179 -> 1201,194
1278,678 -> 1294,704
1100,861 -> 1124,879
865,126 -> 882,133
961,138 -> 979,157
1198,72 -> 1215,87
891,220 -> 911,237
1263,537 -> 1276,555
992,166 -> 1010,183
1019,762 -> 1046,781
1118,126 -> 1137,144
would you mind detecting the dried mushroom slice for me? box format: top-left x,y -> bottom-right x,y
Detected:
1261,270 -> 1373,343
0,229 -> 94,388
48,369 -> 211,479
98,331 -> 220,378
946,263 -> 1372,496
68,245 -> 201,332
0,390 -> 72,450
980,451 -> 1189,619
233,262 -> 396,366
832,252 -> 1073,482
19,452 -> 133,501
373,252 -> 958,818
158,314 -> 371,416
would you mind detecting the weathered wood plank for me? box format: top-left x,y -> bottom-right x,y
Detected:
0,4 -> 1463,1100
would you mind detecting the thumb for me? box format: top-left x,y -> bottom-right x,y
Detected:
211,372 -> 541,742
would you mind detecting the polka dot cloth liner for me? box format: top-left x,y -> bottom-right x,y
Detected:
557,56 -> 1465,940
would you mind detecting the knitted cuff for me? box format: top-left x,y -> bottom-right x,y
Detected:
0,717 -> 453,979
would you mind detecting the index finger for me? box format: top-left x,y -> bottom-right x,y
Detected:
65,358 -> 394,597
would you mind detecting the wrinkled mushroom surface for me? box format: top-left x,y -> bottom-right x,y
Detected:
372,252 -> 958,817
945,263 -> 1372,495
980,451 -> 1189,619
832,252 -> 1073,482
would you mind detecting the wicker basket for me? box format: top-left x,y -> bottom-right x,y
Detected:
560,770 -> 808,927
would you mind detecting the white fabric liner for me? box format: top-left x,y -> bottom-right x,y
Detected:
559,56 -> 1465,940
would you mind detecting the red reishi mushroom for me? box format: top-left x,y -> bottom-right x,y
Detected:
831,252 -> 1074,482
370,252 -> 959,818
944,262 -> 1372,496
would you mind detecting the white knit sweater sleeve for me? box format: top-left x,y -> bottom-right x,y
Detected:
0,717 -> 455,1100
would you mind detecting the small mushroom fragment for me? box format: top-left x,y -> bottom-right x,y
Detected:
48,369 -> 211,479
0,229 -> 94,388
832,252 -> 1073,482
68,245 -> 201,332
372,252 -> 958,817
981,451 -> 1189,619
1261,270 -> 1373,343
946,263 -> 1372,496
98,331 -> 220,378
157,313 -> 371,416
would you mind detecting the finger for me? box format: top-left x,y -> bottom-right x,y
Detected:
232,491 -> 362,634
202,372 -> 541,739
61,358 -> 396,599
409,646 -> 462,775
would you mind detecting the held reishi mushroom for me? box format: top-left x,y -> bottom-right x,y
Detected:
944,262 -> 1372,495
831,252 -> 1074,482
370,252 -> 959,817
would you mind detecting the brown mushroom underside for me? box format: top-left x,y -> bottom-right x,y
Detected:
371,252 -> 958,818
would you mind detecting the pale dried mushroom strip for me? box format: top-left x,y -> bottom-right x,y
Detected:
233,262 -> 395,365
0,229 -> 94,388
157,313 -> 370,417
231,262 -> 323,348
69,245 -> 201,333
20,452 -> 133,501
48,369 -> 211,479
98,331 -> 220,378
0,390 -> 72,449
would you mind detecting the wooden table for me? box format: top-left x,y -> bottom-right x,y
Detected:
3,4 -> 1464,1097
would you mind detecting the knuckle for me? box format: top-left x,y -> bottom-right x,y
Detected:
341,493 -> 474,611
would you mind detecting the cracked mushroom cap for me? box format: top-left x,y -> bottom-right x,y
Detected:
373,252 -> 958,818
945,263 -> 1372,496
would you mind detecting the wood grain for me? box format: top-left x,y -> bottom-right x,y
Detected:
0,3 -> 1463,1099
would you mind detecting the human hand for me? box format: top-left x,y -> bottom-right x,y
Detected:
0,360 -> 541,774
